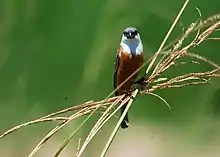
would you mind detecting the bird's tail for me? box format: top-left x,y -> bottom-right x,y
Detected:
120,104 -> 129,129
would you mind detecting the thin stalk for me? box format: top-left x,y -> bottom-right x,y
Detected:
100,89 -> 139,157
146,0 -> 190,75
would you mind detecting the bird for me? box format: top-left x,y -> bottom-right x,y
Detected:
114,27 -> 144,129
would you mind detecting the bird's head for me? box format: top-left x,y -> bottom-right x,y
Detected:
121,27 -> 141,42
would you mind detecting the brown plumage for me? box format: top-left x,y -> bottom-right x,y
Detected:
114,46 -> 144,128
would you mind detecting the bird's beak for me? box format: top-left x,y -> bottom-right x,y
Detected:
127,31 -> 135,39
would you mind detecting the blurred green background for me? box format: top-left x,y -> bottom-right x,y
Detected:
0,0 -> 220,157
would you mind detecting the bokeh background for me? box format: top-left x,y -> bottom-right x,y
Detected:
0,0 -> 220,157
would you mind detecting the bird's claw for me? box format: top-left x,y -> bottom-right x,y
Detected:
134,77 -> 148,90
123,90 -> 135,99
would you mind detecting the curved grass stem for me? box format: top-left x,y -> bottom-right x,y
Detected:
100,89 -> 139,157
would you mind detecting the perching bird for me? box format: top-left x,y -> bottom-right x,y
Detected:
114,27 -> 144,129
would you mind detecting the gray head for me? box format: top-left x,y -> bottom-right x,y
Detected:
121,27 -> 141,42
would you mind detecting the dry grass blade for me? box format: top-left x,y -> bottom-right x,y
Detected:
87,96 -> 124,137
197,13 -> 220,29
160,51 -> 220,68
0,96 -> 120,139
146,0 -> 190,75
0,117 -> 69,139
173,22 -> 197,51
185,52 -> 220,68
53,97 -> 122,157
147,68 -> 220,92
206,37 -> 220,40
100,89 -> 139,157
76,95 -> 128,157
40,97 -> 120,120
153,50 -> 171,76
153,77 -> 168,83
39,100 -> 94,119
95,98 -> 130,131
76,138 -> 81,156
161,13 -> 220,52
147,15 -> 220,89
169,68 -> 219,81
53,95 -> 127,157
28,108 -> 93,157
195,21 -> 220,45
166,80 -> 209,88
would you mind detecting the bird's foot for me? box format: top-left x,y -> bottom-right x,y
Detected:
134,76 -> 148,90
123,90 -> 135,99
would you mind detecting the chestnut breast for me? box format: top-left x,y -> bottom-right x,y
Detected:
116,52 -> 144,95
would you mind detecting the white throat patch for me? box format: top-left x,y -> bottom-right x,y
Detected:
120,39 -> 143,56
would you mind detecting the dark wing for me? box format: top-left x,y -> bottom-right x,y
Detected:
113,51 -> 120,96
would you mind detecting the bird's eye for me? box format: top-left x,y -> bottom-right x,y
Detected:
134,30 -> 138,35
123,32 -> 128,36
